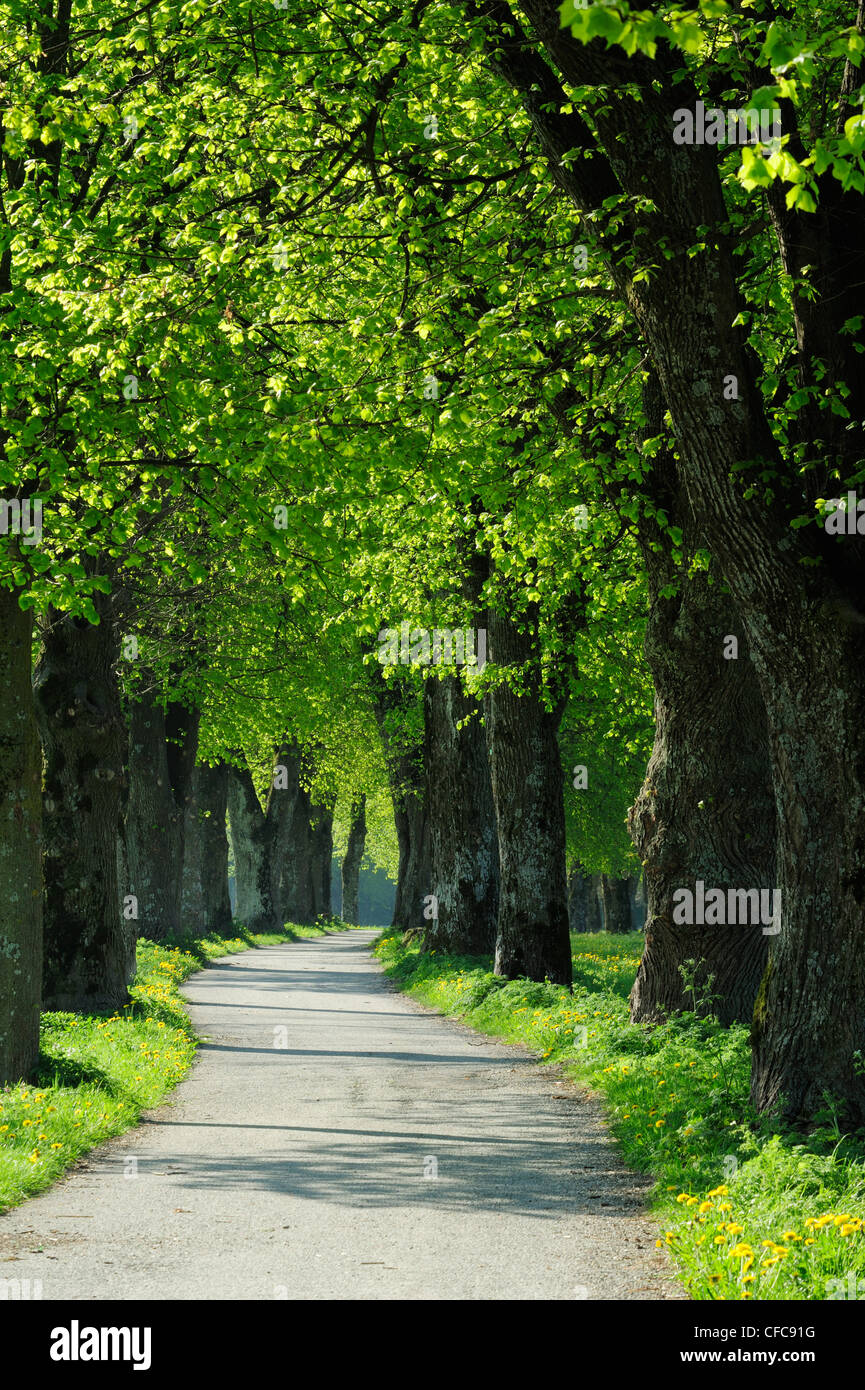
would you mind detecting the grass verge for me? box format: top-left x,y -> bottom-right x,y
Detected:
374,926 -> 865,1301
0,917 -> 359,1213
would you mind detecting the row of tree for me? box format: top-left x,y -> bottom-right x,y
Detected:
2,0 -> 863,1130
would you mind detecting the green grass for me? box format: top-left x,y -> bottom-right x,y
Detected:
0,916 -> 360,1213
374,926 -> 865,1302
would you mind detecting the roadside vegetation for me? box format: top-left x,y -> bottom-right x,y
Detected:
0,920 -> 356,1213
375,928 -> 865,1301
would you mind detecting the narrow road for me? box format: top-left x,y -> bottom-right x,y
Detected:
0,931 -> 683,1300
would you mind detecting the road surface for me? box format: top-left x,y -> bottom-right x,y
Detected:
0,930 -> 683,1300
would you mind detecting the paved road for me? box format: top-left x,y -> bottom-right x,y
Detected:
0,930 -> 683,1300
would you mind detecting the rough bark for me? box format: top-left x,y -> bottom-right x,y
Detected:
268,744 -> 315,925
371,674 -> 431,929
309,801 -> 334,919
586,874 -> 603,934
0,589 -> 42,1084
627,577 -> 776,1026
125,689 -> 198,941
34,596 -> 133,1010
227,763 -> 279,931
341,795 -> 366,924
180,765 -> 206,933
601,875 -> 632,935
627,373 -> 775,1026
484,593 -> 572,985
392,778 -> 430,930
198,762 -> 232,932
423,674 -> 499,954
567,864 -> 588,933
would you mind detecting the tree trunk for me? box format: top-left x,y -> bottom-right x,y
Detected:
125,690 -> 198,941
627,578 -> 775,1024
180,765 -> 206,933
601,875 -> 632,935
371,674 -> 431,929
268,744 -> 315,925
567,864 -> 588,934
227,763 -> 279,931
423,675 -> 499,954
0,589 -> 42,1084
586,875 -> 603,934
626,374 -> 775,1026
628,872 -> 646,931
484,595 -> 572,985
392,777 -> 430,930
199,762 -> 232,932
309,801 -> 334,918
34,597 -> 133,1010
748,633 -> 865,1124
341,795 -> 366,924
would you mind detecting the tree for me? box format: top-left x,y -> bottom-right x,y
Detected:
0,584 -> 42,1085
34,589 -> 133,1009
627,374 -> 775,1025
466,0 -> 865,1122
340,795 -> 367,925
485,590 -> 573,984
423,673 -> 499,953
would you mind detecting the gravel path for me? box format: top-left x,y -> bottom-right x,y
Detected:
0,930 -> 684,1300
